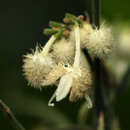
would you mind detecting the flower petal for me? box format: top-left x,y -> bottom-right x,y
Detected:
56,74 -> 72,102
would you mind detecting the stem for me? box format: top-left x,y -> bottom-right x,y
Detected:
41,35 -> 56,56
0,99 -> 26,130
73,25 -> 81,75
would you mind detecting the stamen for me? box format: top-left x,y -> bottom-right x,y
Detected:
48,90 -> 56,107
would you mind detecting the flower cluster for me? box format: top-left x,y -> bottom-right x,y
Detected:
23,13 -> 114,107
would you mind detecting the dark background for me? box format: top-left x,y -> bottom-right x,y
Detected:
0,0 -> 130,130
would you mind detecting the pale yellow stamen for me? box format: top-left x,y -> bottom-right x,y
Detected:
48,90 -> 56,107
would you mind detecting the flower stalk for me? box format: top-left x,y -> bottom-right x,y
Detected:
41,35 -> 56,56
73,25 -> 81,76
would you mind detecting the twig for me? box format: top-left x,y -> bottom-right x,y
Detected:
0,99 -> 26,130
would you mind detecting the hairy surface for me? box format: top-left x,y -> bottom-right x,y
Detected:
42,63 -> 66,86
85,25 -> 114,57
69,23 -> 93,48
69,53 -> 92,102
23,48 -> 55,88
70,24 -> 114,58
51,38 -> 75,65
69,68 -> 92,102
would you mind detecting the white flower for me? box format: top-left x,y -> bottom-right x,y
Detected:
55,25 -> 81,100
48,25 -> 92,106
48,25 -> 81,106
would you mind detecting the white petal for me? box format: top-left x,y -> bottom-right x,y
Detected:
56,74 -> 72,102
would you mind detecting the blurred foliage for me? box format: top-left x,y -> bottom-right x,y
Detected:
0,0 -> 130,130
